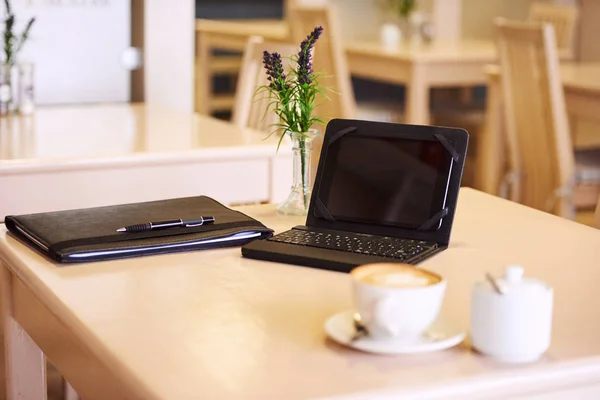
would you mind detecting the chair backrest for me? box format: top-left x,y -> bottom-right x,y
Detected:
528,2 -> 579,59
231,36 -> 299,132
288,4 -> 357,123
283,0 -> 296,22
495,18 -> 576,218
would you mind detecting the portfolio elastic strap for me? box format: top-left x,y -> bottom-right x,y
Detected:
315,199 -> 335,222
417,208 -> 449,231
48,221 -> 271,256
328,126 -> 357,144
434,133 -> 459,162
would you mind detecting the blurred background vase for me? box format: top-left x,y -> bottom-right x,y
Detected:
408,11 -> 426,44
1,0 -> 36,116
0,64 -> 18,116
378,0 -> 418,47
18,63 -> 35,115
0,63 -> 35,116
380,22 -> 402,48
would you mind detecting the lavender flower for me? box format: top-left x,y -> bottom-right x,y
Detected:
297,26 -> 323,85
262,50 -> 288,91
262,50 -> 273,79
257,25 -> 329,152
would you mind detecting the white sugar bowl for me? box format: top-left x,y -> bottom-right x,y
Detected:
470,265 -> 554,363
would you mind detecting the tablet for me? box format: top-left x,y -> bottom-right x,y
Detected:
315,133 -> 453,231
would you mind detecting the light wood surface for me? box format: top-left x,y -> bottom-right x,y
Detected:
195,19 -> 288,40
495,18 -> 575,218
560,63 -> 600,94
346,39 -> 496,125
0,104 -> 293,216
578,0 -> 600,62
476,62 -> 600,199
528,1 -> 579,60
1,189 -> 600,399
344,37 -> 575,126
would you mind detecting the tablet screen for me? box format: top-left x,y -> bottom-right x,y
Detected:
316,134 -> 453,230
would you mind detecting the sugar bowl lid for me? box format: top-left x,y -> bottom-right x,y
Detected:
478,265 -> 552,295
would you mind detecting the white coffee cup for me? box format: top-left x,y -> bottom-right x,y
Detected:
470,266 -> 554,363
351,263 -> 447,340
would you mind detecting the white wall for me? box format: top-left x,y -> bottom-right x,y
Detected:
144,0 -> 195,113
11,0 -> 130,105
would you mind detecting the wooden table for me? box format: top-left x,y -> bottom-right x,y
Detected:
195,19 -> 289,115
346,40 -> 497,125
476,62 -> 600,196
194,18 -> 498,125
0,104 -> 292,217
2,188 -> 600,399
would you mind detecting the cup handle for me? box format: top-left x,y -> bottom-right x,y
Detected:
373,297 -> 399,337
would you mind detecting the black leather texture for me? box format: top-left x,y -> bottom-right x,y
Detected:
5,196 -> 273,264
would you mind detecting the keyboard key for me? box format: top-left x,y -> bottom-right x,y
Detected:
268,230 -> 436,262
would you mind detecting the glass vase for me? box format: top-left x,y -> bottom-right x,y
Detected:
277,129 -> 319,216
0,64 -> 18,116
0,64 -> 34,116
18,63 -> 35,115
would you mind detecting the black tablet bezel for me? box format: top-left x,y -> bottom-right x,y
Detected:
306,119 -> 469,246
315,133 -> 454,230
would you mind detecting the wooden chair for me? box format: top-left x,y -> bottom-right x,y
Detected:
287,4 -> 410,182
231,36 -> 298,131
495,18 -> 600,219
529,2 -> 579,60
287,4 -> 406,124
288,4 -> 357,123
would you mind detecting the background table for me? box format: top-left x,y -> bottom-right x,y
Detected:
346,40 -> 497,125
476,62 -> 600,196
194,20 -> 498,126
0,104 -> 292,217
1,189 -> 600,399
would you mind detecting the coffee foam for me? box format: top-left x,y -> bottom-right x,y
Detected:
353,264 -> 441,288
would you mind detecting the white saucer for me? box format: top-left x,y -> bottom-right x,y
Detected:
325,310 -> 466,355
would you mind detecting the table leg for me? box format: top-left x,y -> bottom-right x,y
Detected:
476,73 -> 505,196
1,263 -> 46,400
405,70 -> 431,125
195,31 -> 211,115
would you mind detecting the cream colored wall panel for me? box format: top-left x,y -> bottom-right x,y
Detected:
0,159 -> 271,216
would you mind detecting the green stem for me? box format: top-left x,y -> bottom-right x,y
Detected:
299,136 -> 309,209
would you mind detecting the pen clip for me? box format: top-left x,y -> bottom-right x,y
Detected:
184,217 -> 204,228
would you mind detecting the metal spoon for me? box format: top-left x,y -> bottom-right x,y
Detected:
486,272 -> 506,295
351,312 -> 369,341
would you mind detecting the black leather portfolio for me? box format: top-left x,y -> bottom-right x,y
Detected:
5,196 -> 273,263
